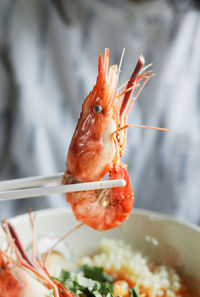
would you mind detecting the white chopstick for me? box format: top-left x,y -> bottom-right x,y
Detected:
0,172 -> 63,191
0,179 -> 126,201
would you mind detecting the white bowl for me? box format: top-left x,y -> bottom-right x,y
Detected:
3,208 -> 200,294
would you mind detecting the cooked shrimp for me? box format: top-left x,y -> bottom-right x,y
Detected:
0,219 -> 73,297
113,280 -> 130,297
62,48 -> 168,231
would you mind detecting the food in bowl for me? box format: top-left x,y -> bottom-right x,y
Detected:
0,216 -> 197,297
77,238 -> 193,297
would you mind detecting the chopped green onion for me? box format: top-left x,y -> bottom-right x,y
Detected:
129,284 -> 140,297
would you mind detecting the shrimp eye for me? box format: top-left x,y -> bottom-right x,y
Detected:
94,105 -> 102,113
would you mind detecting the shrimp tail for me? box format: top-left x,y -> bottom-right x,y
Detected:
65,164 -> 134,231
109,163 -> 134,218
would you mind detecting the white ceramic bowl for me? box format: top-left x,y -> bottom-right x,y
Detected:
3,208 -> 200,294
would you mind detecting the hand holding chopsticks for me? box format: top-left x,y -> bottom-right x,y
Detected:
0,173 -> 126,201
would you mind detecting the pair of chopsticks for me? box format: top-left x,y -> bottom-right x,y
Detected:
0,173 -> 126,201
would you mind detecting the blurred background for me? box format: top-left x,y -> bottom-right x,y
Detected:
0,0 -> 200,223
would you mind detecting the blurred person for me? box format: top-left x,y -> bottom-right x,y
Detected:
0,0 -> 200,223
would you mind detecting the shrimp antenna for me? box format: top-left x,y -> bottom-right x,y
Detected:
118,48 -> 125,74
43,223 -> 84,266
6,222 -> 34,267
112,124 -> 170,135
140,63 -> 153,74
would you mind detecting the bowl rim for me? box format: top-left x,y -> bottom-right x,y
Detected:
8,207 -> 200,234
